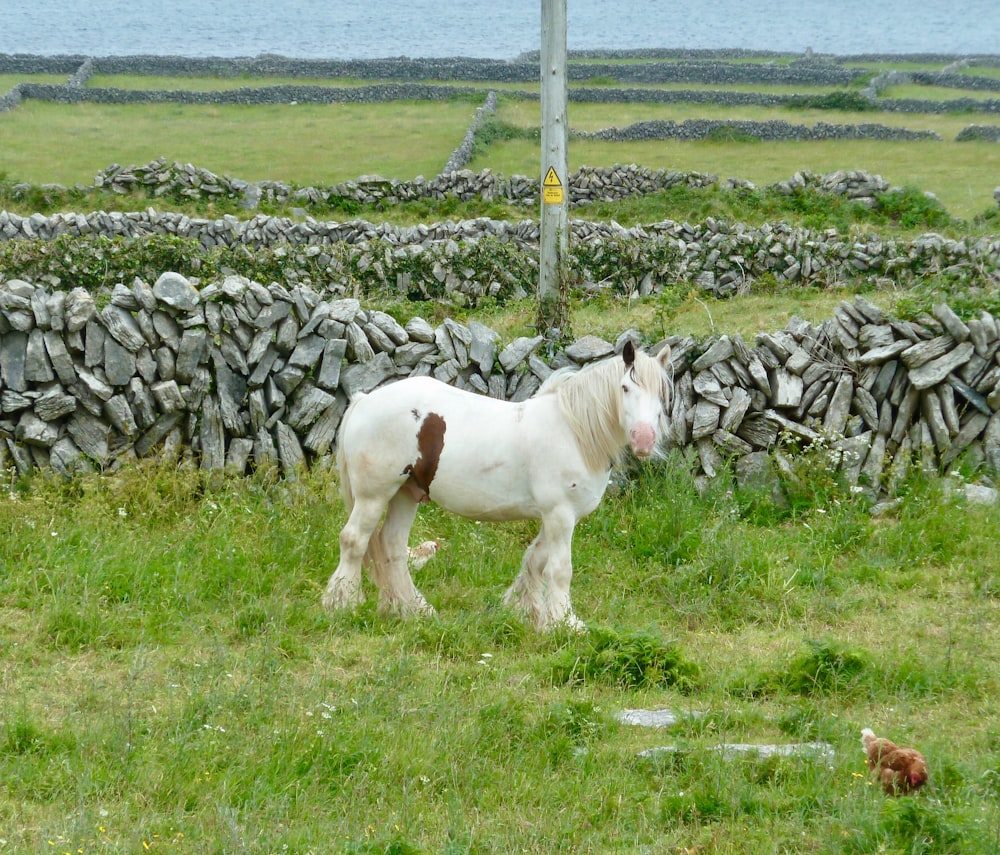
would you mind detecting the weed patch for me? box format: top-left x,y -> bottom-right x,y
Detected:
550,625 -> 699,690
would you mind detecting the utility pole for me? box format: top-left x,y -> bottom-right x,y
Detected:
537,0 -> 570,339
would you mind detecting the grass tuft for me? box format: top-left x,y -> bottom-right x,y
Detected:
550,625 -> 700,690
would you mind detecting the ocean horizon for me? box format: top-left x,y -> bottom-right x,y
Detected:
2,0 -> 998,60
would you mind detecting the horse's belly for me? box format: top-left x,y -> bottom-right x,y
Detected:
428,457 -> 608,523
428,461 -> 541,521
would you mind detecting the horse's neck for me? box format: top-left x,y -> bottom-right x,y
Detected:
555,362 -> 625,474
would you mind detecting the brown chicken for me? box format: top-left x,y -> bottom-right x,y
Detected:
407,540 -> 439,570
861,728 -> 928,795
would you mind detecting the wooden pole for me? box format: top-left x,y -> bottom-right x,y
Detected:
538,0 -> 569,339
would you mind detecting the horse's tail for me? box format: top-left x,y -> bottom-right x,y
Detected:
336,394 -> 390,578
336,396 -> 360,515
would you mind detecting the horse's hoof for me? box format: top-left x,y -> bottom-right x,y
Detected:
321,582 -> 362,612
378,596 -> 437,619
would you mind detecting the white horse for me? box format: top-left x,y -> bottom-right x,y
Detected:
322,340 -> 672,630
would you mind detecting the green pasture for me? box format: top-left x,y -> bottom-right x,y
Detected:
499,96 -> 991,141
465,289 -> 896,345
878,84 -> 1000,101
0,73 -> 68,89
0,100 -> 477,186
478,98 -> 1000,222
470,134 -> 1000,224
3,68 -> 1000,221
1,456 -> 998,854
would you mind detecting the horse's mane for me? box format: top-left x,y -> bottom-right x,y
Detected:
537,348 -> 668,473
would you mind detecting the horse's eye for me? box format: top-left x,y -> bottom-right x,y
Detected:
622,384 -> 630,394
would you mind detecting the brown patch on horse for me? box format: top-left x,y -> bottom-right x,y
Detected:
402,412 -> 447,502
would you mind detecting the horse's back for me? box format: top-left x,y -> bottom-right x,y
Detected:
338,375 -> 521,475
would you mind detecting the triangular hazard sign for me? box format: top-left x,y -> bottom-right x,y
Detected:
543,167 -> 562,187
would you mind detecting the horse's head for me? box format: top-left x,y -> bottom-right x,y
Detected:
619,340 -> 671,459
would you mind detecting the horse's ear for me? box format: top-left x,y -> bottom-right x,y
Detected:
622,340 -> 636,367
656,343 -> 671,368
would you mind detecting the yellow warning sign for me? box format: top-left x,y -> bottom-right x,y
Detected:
542,166 -> 564,204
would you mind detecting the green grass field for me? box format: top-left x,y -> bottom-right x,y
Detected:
2,458 -> 998,854
0,100 -> 479,186
3,62 -> 1000,220
3,57 -> 1000,854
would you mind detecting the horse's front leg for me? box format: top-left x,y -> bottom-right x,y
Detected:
537,509 -> 585,632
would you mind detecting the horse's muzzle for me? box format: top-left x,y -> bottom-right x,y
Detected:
629,423 -> 657,458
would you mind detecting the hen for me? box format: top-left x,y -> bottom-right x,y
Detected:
407,540 -> 439,570
861,727 -> 928,795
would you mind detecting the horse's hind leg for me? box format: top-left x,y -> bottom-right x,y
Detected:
370,489 -> 435,617
322,497 -> 385,612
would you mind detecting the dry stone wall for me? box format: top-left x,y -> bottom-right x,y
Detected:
2,273 -> 999,493
3,182 -> 999,302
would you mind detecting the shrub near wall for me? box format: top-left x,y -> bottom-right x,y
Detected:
2,272 -> 999,495
3,179 -> 999,304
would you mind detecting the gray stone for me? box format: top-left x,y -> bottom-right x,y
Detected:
908,341 -> 974,390
175,327 -> 208,382
823,374 -> 855,435
275,420 -> 306,475
565,335 -> 614,363
24,329 -> 54,383
103,335 -> 137,386
304,394 -> 349,455
287,384 -> 336,431
691,336 -> 734,372
345,321 -> 375,363
328,298 -> 362,324
100,305 -> 147,353
226,437 -> 254,473
769,368 -> 803,409
152,272 -> 200,312
103,394 -> 138,438
151,380 -> 186,414
693,371 -> 729,407
691,400 -> 721,440
74,366 -> 114,401
16,411 -> 60,447
151,310 -> 181,350
199,396 -> 226,471
49,437 -> 90,477
499,335 -> 543,371
64,288 -> 96,332
617,709 -> 703,728
405,316 -> 436,343
933,303 -> 970,342
252,300 -> 292,331
368,310 -> 409,346
339,352 -> 396,398
34,390 -> 76,421
1,330 -> 28,391
639,742 -> 834,761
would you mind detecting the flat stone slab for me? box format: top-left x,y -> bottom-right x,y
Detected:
639,742 -> 835,761
617,708 -> 704,728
